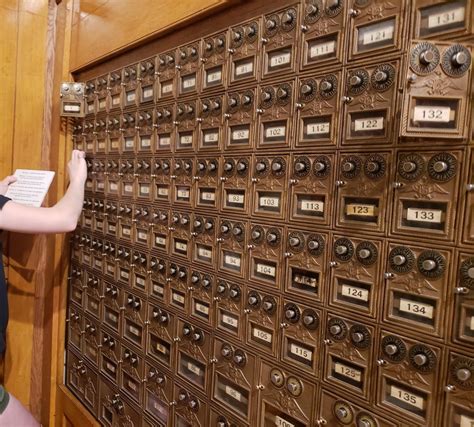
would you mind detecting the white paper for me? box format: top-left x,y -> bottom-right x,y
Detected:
6,169 -> 55,207
428,6 -> 465,29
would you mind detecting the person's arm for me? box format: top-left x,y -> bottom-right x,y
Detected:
0,150 -> 87,234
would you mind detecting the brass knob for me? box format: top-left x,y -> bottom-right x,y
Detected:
335,245 -> 348,255
433,161 -> 448,173
413,353 -> 428,366
251,229 -> 261,240
330,325 -> 341,335
295,162 -> 307,172
349,75 -> 362,86
289,237 -> 300,247
456,368 -> 472,382
266,19 -> 277,30
420,49 -> 435,65
393,255 -> 406,266
452,51 -> 469,66
422,259 -> 437,271
385,344 -> 398,356
358,249 -> 371,259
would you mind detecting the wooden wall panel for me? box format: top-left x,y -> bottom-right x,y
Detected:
69,0 -> 235,71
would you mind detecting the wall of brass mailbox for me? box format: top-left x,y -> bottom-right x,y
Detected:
66,0 -> 474,426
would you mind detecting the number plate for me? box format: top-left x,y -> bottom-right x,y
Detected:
335,362 -> 362,382
161,83 -> 173,94
128,325 -> 140,337
225,254 -> 241,267
157,187 -> 169,196
173,293 -> 185,303
158,136 -> 171,146
203,132 -> 218,143
310,40 -> 336,58
307,122 -> 330,135
180,135 -> 193,146
187,362 -> 201,376
156,343 -> 167,354
290,343 -> 313,362
175,241 -> 187,251
346,204 -> 375,216
182,76 -> 196,89
252,327 -> 272,343
406,208 -> 442,223
301,200 -> 324,212
399,299 -> 434,319
362,22 -> 394,45
222,314 -> 238,327
99,99 -> 106,109
143,87 -> 153,99
225,385 -> 243,402
197,247 -> 212,259
207,69 -> 222,83
256,263 -> 276,278
354,117 -> 384,131
428,7 -> 465,29
200,191 -> 215,201
126,91 -> 135,102
275,415 -> 295,427
235,60 -> 253,77
195,302 -> 209,315
413,106 -> 451,122
140,137 -> 151,148
265,126 -> 286,138
259,196 -> 280,208
177,188 -> 190,198
269,51 -> 291,67
155,236 -> 166,246
139,184 -> 150,194
232,128 -> 249,140
124,138 -> 134,148
390,385 -> 424,410
227,193 -> 244,205
341,284 -> 369,302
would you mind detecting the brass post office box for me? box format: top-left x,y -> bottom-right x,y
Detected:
68,264 -> 84,307
392,149 -> 463,242
67,305 -> 83,352
99,331 -> 121,385
217,218 -> 248,279
122,290 -> 147,348
317,389 -> 400,427
106,114 -> 121,153
91,237 -> 105,273
168,262 -> 190,312
285,229 -> 328,304
257,360 -> 316,427
155,104 -> 174,153
343,59 -> 401,146
138,57 -> 156,104
94,116 -> 107,153
105,158 -> 120,197
108,70 -> 123,110
134,157 -> 153,201
376,330 -> 442,425
261,5 -> 300,78
443,351 -> 474,427
323,314 -> 375,402
92,158 -> 106,194
93,198 -> 105,234
85,80 -> 96,115
211,336 -> 257,422
147,304 -> 176,370
102,282 -> 122,334
400,41 -> 472,140
198,96 -> 223,152
83,121 -> 95,154
80,233 -> 92,267
171,157 -> 194,207
153,157 -> 172,204
149,256 -> 168,303
300,0 -> 346,70
189,270 -> 214,326
119,160 -> 135,199
209,405 -> 249,427
329,234 -> 384,319
228,19 -> 260,85
103,240 -> 117,279
248,223 -> 284,290
136,109 -> 155,152
99,379 -> 141,427
256,80 -> 295,149
451,251 -> 474,347
120,344 -> 145,405
384,242 -> 451,339
118,202 -> 134,242
192,215 -> 217,269
157,50 -> 177,100
280,299 -> 322,377
170,210 -> 192,261
81,197 -> 93,230
295,72 -> 341,149
220,156 -> 251,215
194,157 -> 220,211
66,349 -> 100,417
214,278 -> 244,341
96,75 -> 108,113
252,155 -> 289,220
336,151 -> 392,234
224,89 -> 256,151
413,0 -> 473,40
144,363 -> 173,425
461,148 -> 474,245
245,288 -> 280,357
73,124 -> 84,151
201,32 -> 227,92
174,101 -> 197,152
176,319 -> 212,393
289,153 -> 335,226
151,208 -> 169,254
173,383 -> 208,427
83,316 -> 100,368
177,42 -> 201,96
133,205 -> 152,249
70,231 -> 82,262
116,245 -> 132,286
346,0 -> 408,61
84,272 -> 102,319
123,64 -> 139,108
121,112 -> 137,154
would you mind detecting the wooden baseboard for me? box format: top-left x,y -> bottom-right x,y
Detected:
55,385 -> 99,427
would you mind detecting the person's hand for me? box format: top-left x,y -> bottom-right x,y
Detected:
0,175 -> 17,196
68,150 -> 87,185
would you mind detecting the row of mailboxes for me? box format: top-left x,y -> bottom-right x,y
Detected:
68,240 -> 474,347
78,42 -> 473,151
79,147 -> 473,245
66,309 -> 474,427
83,1 -> 473,114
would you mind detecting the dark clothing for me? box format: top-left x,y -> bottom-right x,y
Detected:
0,195 -> 11,355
